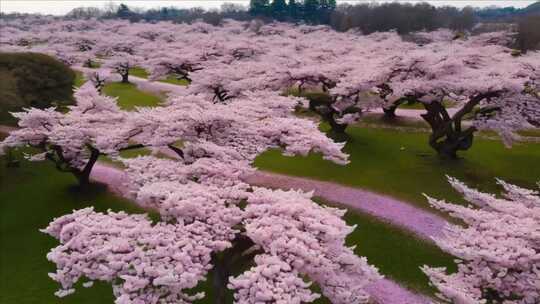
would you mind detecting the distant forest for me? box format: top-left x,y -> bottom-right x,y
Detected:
2,1 -> 539,49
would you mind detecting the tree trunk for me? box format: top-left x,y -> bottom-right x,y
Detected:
322,110 -> 347,135
74,172 -> 91,189
328,118 -> 347,134
84,59 -> 93,68
74,146 -> 100,189
211,254 -> 229,304
382,97 -> 410,119
121,72 -> 129,83
298,82 -> 305,94
210,235 -> 259,304
323,112 -> 348,142
428,130 -> 474,159
421,101 -> 476,159
382,105 -> 398,118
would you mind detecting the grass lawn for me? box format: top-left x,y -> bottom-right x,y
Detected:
128,67 -> 149,78
102,82 -> 162,110
87,61 -> 102,69
72,69 -> 163,110
159,76 -> 190,86
399,102 -> 425,109
74,70 -> 85,88
0,151 -> 144,304
399,100 -> 456,109
255,125 -> 540,211
129,67 -> 189,86
99,147 -> 153,168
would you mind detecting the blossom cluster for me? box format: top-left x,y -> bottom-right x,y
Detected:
422,177 -> 540,304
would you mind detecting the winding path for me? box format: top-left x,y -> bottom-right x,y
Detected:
73,66 -> 187,97
129,75 -> 186,96
151,146 -> 447,241
370,107 -> 458,119
246,171 -> 446,241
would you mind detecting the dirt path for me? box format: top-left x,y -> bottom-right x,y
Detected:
370,107 -> 458,119
129,75 -> 186,96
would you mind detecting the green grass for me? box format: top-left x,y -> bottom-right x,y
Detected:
159,75 -> 190,86
255,125 -> 540,211
74,70 -> 85,88
333,199 -> 455,295
398,100 -> 457,109
518,128 -> 540,138
359,114 -> 540,140
129,67 -> 189,86
87,61 -> 102,69
99,147 -> 153,168
102,82 -> 162,110
399,102 -> 425,109
128,67 -> 149,79
72,69 -> 163,110
0,152 -> 147,304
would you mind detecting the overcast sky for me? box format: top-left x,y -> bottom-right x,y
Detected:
1,1 -> 537,15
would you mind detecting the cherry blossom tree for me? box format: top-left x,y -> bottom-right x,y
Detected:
381,37 -> 540,158
144,51 -> 202,83
104,54 -> 143,83
36,88 -> 382,304
84,69 -> 111,93
422,177 -> 540,304
0,85 -> 142,188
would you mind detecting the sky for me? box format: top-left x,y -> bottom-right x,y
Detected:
0,1 -> 537,15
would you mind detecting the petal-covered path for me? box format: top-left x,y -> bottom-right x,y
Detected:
245,171 -> 446,241
151,146 -> 447,241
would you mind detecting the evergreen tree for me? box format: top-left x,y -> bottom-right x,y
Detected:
116,3 -> 132,19
303,0 -> 320,23
271,0 -> 288,19
249,0 -> 270,16
319,0 -> 336,24
289,0 -> 300,19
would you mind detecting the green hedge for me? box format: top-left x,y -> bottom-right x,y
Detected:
0,52 -> 75,125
